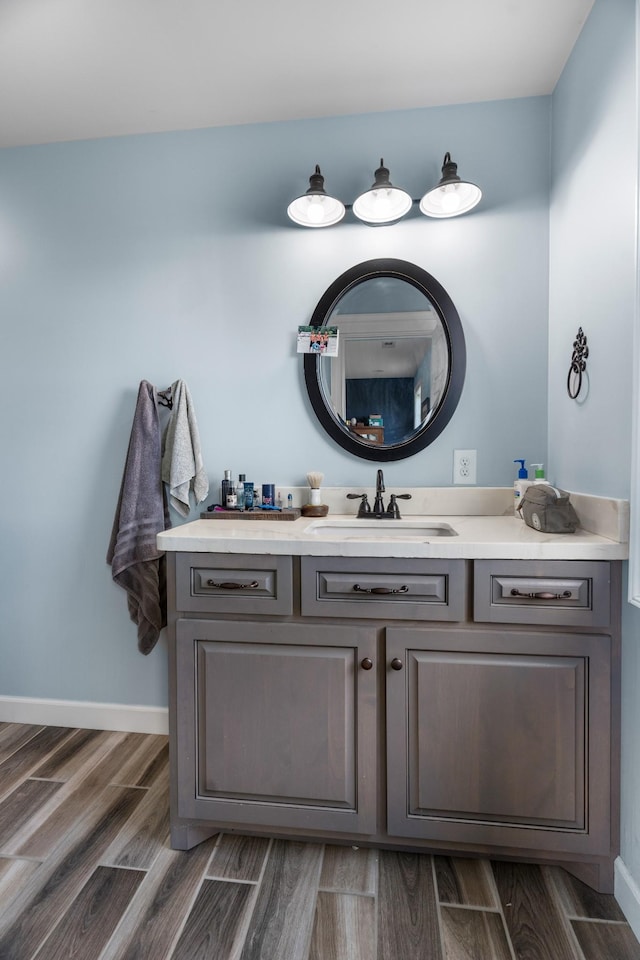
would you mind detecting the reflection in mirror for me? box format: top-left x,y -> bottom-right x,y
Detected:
319,277 -> 447,445
304,259 -> 466,462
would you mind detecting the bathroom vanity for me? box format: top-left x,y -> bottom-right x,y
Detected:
158,497 -> 627,893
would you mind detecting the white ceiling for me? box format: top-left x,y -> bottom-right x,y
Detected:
0,0 -> 595,149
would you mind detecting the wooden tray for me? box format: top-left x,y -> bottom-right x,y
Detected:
201,508 -> 301,521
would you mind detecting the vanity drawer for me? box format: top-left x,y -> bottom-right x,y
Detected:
473,560 -> 611,627
175,553 -> 293,615
301,557 -> 466,621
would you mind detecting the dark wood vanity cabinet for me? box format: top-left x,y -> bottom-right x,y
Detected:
167,551 -> 620,892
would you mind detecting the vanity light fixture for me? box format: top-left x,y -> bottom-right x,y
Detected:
419,152 -> 482,218
286,165 -> 346,228
287,153 -> 481,227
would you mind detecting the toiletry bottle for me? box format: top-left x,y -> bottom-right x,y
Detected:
262,484 -> 275,507
221,469 -> 233,507
235,474 -> 246,512
530,464 -> 546,484
224,469 -> 237,509
513,460 -> 531,517
244,481 -> 254,510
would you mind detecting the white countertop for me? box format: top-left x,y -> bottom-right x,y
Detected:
156,513 -> 628,561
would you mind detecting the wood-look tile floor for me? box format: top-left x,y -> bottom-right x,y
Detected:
0,722 -> 639,960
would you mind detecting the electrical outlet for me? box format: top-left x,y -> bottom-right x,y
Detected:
453,449 -> 477,485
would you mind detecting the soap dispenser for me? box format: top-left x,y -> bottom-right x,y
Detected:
513,460 -> 531,517
530,464 -> 547,484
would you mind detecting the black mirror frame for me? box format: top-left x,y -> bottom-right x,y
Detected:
303,258 -> 466,462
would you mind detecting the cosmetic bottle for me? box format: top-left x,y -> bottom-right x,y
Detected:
244,481 -> 254,510
221,469 -> 233,507
262,484 -> 275,507
235,474 -> 246,511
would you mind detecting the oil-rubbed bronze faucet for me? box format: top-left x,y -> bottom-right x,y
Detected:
346,470 -> 412,518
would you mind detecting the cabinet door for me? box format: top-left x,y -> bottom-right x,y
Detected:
386,628 -> 611,856
175,619 -> 377,835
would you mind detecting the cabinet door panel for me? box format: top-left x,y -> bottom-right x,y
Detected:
386,628 -> 611,855
176,619 -> 377,835
197,641 -> 357,807
408,650 -> 584,826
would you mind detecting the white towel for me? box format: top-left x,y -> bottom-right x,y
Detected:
161,380 -> 209,516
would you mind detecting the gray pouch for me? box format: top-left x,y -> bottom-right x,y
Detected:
518,483 -> 579,533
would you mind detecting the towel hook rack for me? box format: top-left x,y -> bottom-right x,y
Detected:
156,386 -> 173,409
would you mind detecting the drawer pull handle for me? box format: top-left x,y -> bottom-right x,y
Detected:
206,580 -> 260,590
361,658 -> 373,670
390,658 -> 404,671
510,589 -> 572,600
353,584 -> 409,595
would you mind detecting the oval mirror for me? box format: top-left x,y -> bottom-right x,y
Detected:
304,258 -> 466,461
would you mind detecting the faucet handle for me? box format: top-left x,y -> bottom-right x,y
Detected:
346,492 -> 372,517
385,493 -> 412,519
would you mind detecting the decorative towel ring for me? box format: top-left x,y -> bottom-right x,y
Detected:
567,327 -> 589,399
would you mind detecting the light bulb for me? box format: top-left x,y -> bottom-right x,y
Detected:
371,189 -> 393,217
287,193 -> 345,227
420,180 -> 481,218
353,185 -> 412,224
440,185 -> 462,214
305,197 -> 326,224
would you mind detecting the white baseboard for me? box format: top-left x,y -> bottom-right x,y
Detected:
615,857 -> 640,940
0,695 -> 168,735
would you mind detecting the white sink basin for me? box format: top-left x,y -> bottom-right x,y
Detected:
306,518 -> 458,540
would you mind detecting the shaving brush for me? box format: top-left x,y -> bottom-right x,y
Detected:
302,471 -> 328,517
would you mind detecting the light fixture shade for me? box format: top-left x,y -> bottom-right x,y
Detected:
287,165 -> 345,228
419,153 -> 482,218
352,159 -> 413,225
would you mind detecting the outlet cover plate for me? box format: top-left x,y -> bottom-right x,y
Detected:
453,449 -> 477,485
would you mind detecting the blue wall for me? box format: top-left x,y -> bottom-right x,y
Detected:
0,97 -> 551,706
549,0 -> 636,498
549,0 -> 639,911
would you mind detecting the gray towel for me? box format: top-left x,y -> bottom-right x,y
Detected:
107,381 -> 170,655
161,379 -> 209,516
